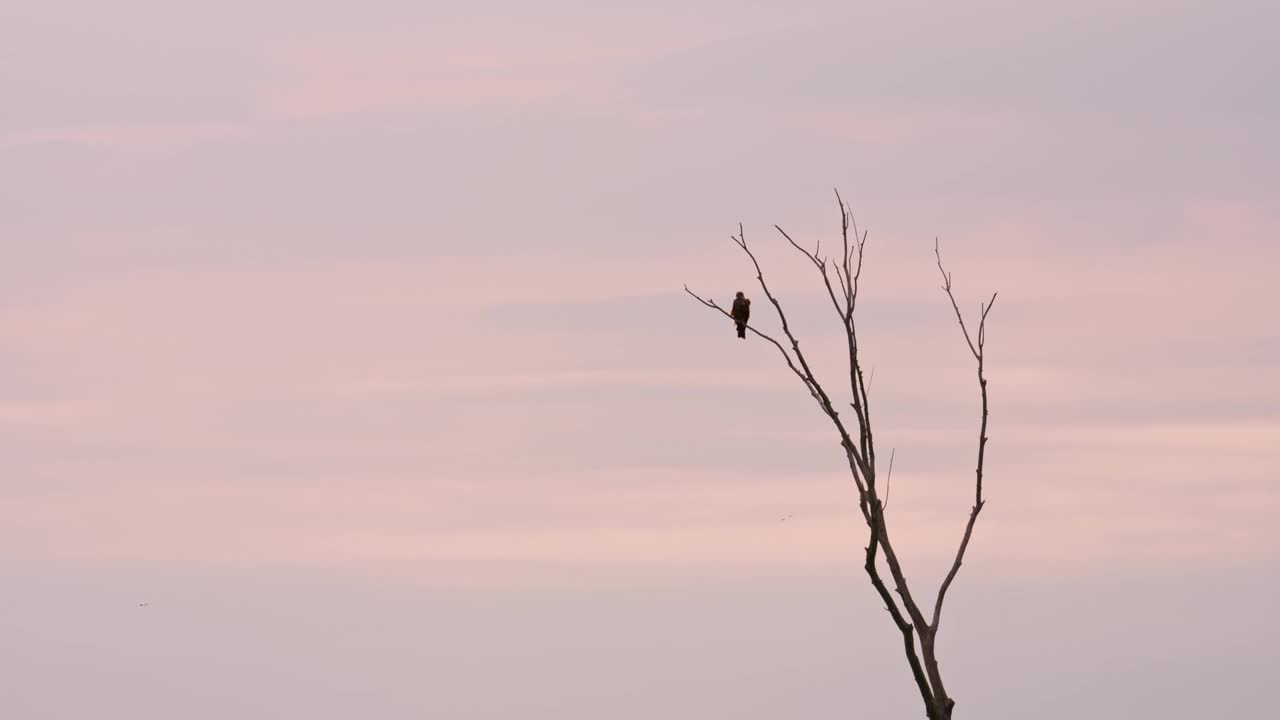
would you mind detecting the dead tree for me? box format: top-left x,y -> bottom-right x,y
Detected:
685,192 -> 996,720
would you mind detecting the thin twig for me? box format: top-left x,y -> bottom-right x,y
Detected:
883,448 -> 897,511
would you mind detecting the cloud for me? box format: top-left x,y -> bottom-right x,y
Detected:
0,123 -> 249,151
4,208 -> 1277,579
620,1 -> 1279,116
0,401 -> 101,427
330,366 -> 788,397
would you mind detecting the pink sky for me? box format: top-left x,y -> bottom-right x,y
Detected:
3,1 -> 1278,718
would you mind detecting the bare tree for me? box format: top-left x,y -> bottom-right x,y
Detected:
685,192 -> 996,720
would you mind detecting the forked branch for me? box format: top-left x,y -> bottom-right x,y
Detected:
930,241 -> 997,634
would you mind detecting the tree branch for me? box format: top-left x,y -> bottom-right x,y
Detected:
685,226 -> 873,503
926,243 -> 996,720
882,448 -> 896,511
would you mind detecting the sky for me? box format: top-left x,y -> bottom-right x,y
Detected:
2,0 -> 1278,717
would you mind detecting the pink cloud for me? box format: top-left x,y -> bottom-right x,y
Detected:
4,204 -> 1278,586
259,35 -> 658,117
0,123 -> 249,151
784,108 -> 1025,145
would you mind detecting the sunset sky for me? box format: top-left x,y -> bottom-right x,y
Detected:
3,1 -> 1278,718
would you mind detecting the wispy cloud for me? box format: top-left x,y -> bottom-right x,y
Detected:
0,123 -> 249,151
330,367 -> 788,396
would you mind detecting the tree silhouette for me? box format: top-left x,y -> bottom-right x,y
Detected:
685,192 -> 996,719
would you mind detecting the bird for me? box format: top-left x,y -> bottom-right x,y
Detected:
137,602 -> 150,607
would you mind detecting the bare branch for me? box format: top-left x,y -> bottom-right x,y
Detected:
935,239 -> 995,361
729,226 -> 875,482
930,242 -> 997,639
882,448 -> 896,511
775,224 -> 848,324
685,226 -> 874,503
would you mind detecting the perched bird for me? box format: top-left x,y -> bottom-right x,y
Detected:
731,291 -> 751,339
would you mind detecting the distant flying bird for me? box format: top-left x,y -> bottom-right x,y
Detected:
138,602 -> 150,607
779,514 -> 793,522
